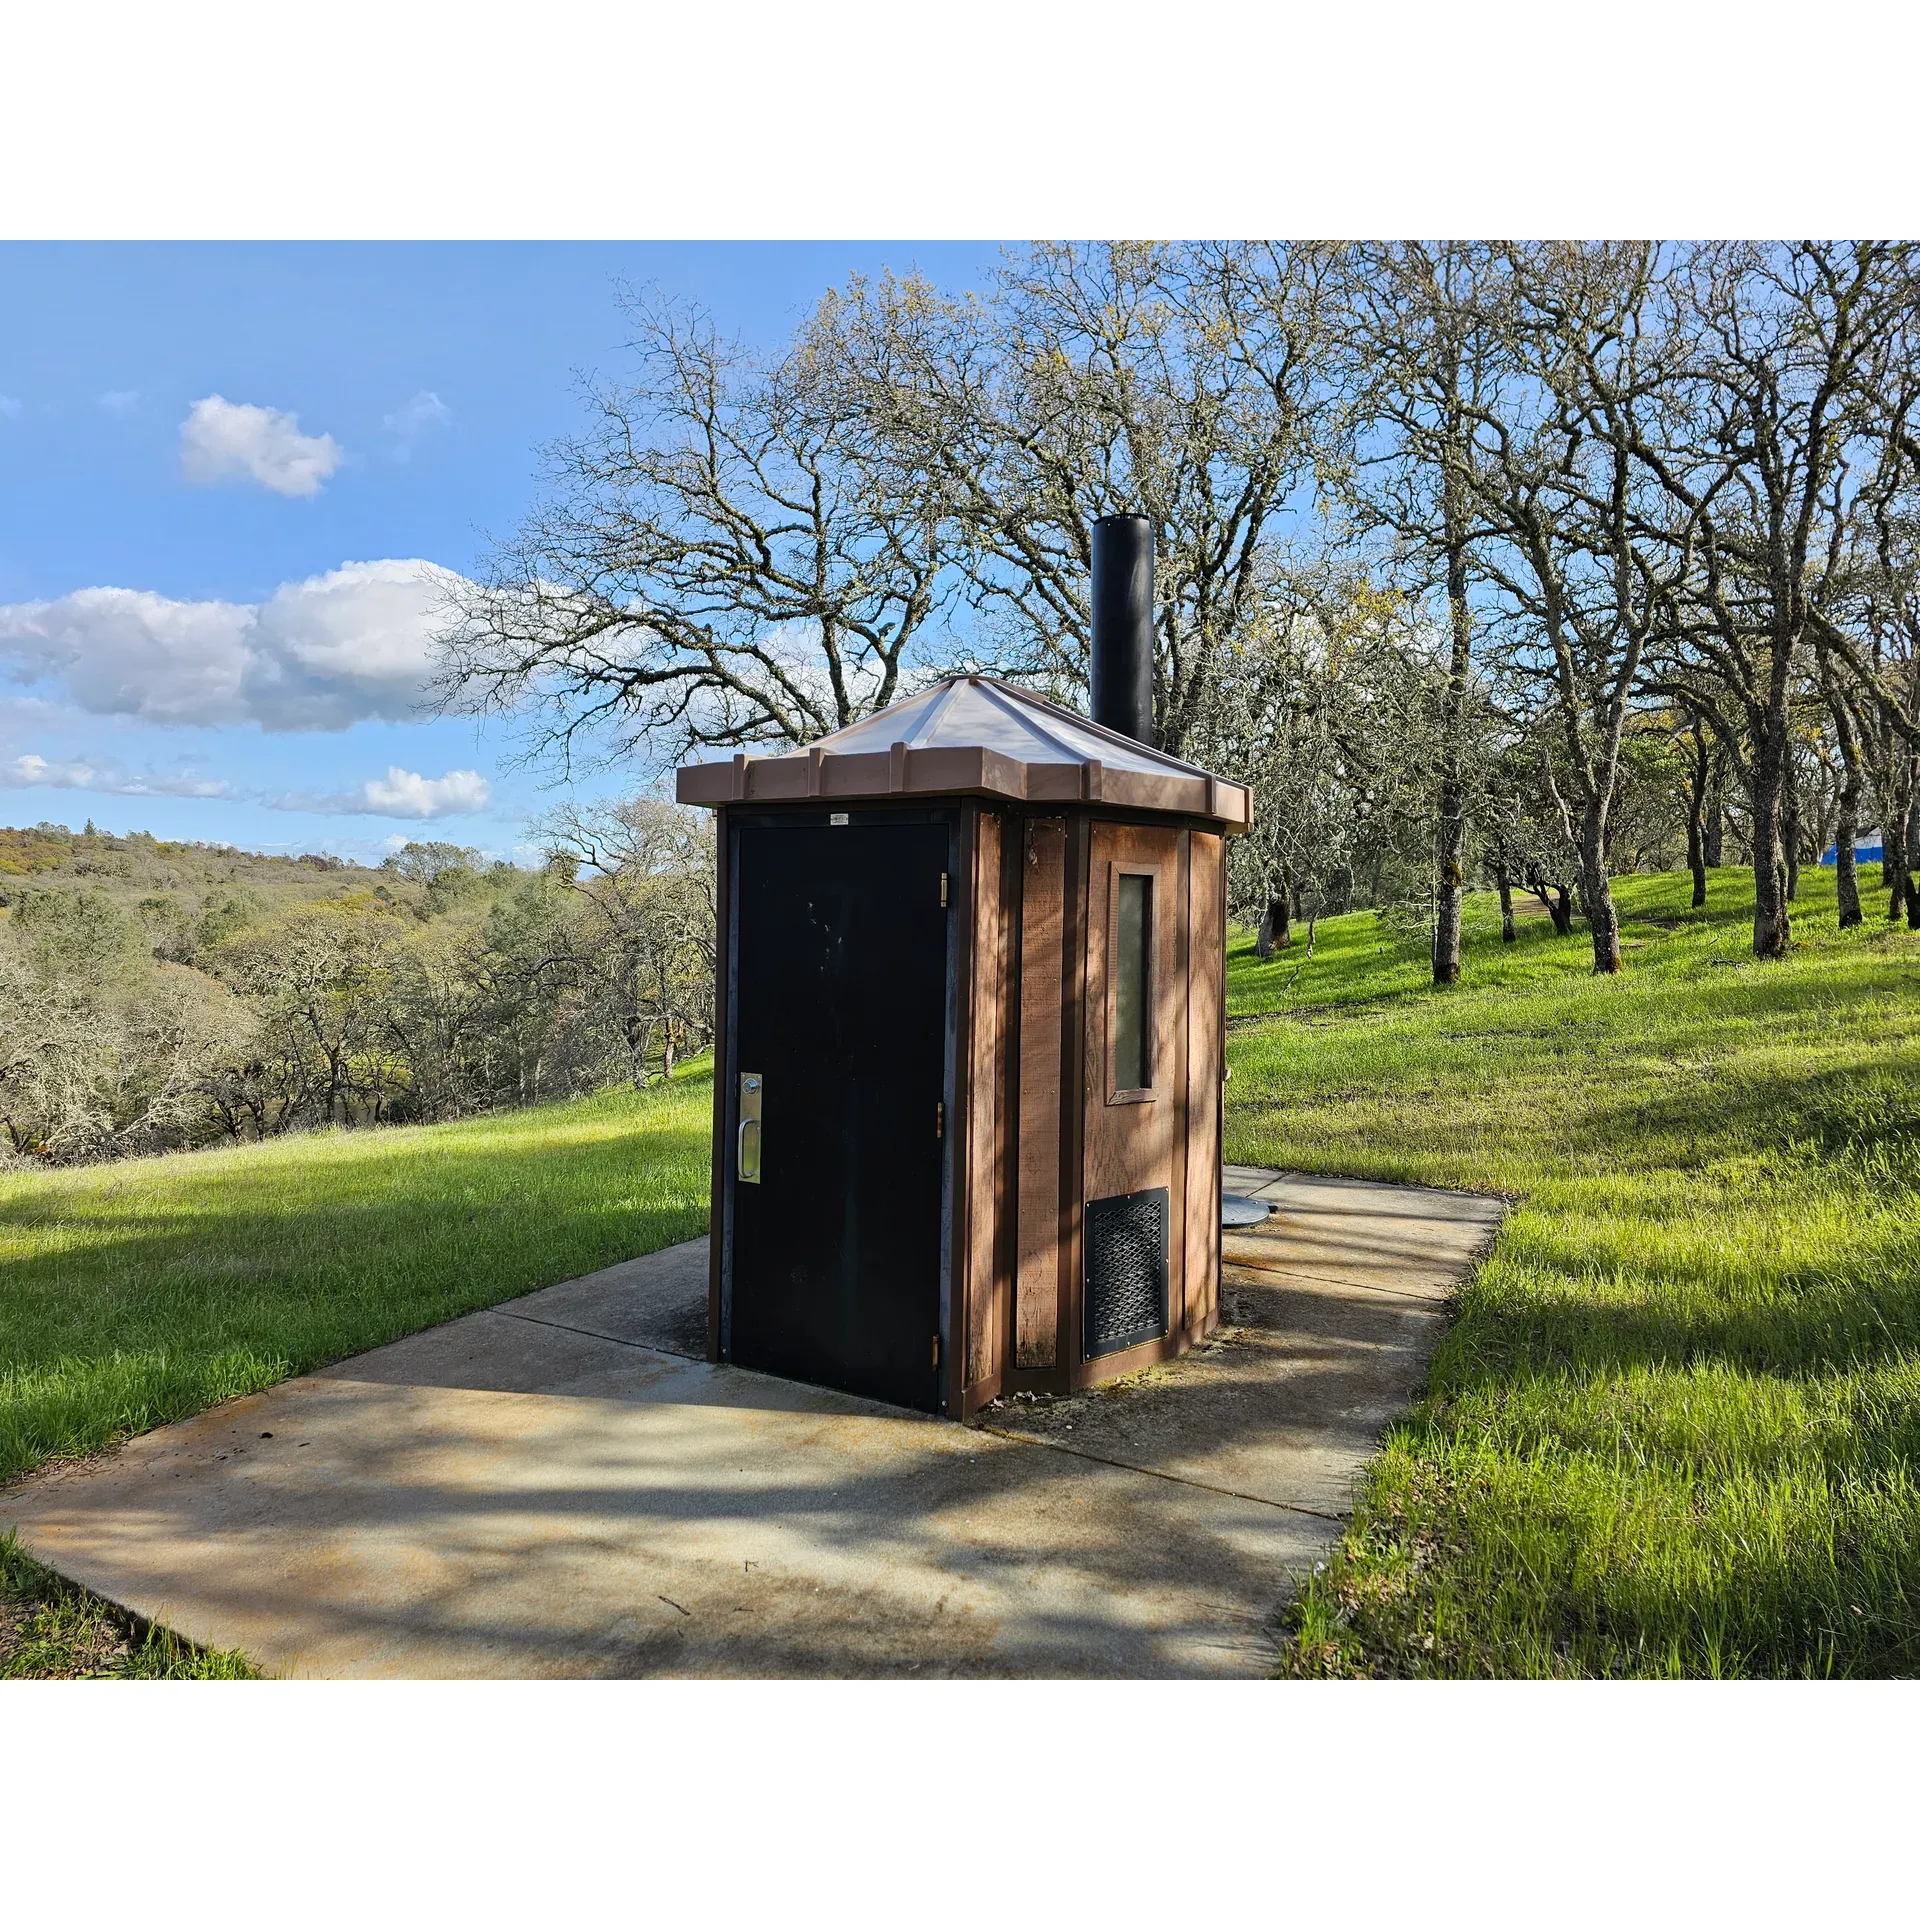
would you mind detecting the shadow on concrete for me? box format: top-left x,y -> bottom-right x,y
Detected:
1,1171 -> 1505,1679
4,1366 -> 1321,1676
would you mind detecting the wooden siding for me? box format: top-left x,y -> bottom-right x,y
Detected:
711,798 -> 1228,1419
1014,816 -> 1068,1370
1081,821 -> 1186,1359
1183,831 -> 1224,1338
707,811 -> 732,1364
963,809 -> 1006,1399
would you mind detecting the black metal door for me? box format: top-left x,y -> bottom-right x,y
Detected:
729,815 -> 950,1412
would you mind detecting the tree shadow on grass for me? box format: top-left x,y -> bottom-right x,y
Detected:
0,1115 -> 714,1482
1434,1054 -> 1920,1388
1320,1432 -> 1920,1676
1440,1253 -> 1920,1392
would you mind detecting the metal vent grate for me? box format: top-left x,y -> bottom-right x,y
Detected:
1084,1187 -> 1169,1360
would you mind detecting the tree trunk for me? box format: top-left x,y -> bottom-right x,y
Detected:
1703,762 -> 1725,868
1432,489 -> 1473,986
1269,893 -> 1292,952
1579,805 -> 1622,973
1833,800 -> 1861,929
1783,766 -> 1801,905
1685,768 -> 1708,909
1750,729 -> 1792,958
1832,764 -> 1861,932
660,960 -> 678,1078
1884,754 -> 1911,919
1530,884 -> 1575,935
1255,891 -> 1291,959
1496,869 -> 1515,943
1819,652 -> 1865,930
1908,795 -> 1920,932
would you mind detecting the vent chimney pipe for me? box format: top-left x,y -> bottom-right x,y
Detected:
1090,513 -> 1155,747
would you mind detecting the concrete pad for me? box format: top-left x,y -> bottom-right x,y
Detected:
0,1173 -> 1506,1679
1222,1163 -> 1279,1197
486,1235 -> 709,1359
984,1172 -> 1506,1517
1221,1169 -> 1508,1303
985,1285 -> 1442,1515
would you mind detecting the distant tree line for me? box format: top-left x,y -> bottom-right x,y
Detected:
0,806 -> 713,1165
441,241 -> 1920,977
20,245 -> 1912,1163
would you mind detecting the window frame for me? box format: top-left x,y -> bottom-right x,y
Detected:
1105,859 -> 1160,1105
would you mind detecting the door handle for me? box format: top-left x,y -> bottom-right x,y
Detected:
738,1072 -> 763,1184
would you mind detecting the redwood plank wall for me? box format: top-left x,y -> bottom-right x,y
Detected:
962,809 -> 1006,1409
1184,831 -> 1224,1338
1013,816 -> 1068,1371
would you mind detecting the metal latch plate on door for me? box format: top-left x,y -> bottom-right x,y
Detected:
738,1072 -> 763,1184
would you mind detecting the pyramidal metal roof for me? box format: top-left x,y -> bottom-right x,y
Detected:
675,675 -> 1251,830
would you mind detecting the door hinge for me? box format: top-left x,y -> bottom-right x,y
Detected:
932,1333 -> 941,1371
934,1100 -> 944,1139
939,870 -> 950,908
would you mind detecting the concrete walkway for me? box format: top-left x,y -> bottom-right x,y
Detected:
0,1170 -> 1504,1678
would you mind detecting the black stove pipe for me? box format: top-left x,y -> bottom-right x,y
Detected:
1090,513 -> 1155,747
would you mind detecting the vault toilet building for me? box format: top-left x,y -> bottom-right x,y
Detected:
676,516 -> 1253,1419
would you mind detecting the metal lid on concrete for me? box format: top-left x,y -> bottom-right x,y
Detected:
1221,1194 -> 1277,1228
674,675 -> 1252,830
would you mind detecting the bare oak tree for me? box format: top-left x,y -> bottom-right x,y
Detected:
541,795 -> 716,1085
813,242 -> 1336,758
1461,242 -> 1690,973
436,287 -> 959,765
1332,242 -> 1510,983
1635,242 -> 1906,957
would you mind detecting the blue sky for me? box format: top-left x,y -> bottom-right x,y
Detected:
0,242 -> 997,862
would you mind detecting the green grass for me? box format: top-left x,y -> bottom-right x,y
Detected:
1,1066 -> 713,1484
0,1528 -> 257,1678
1225,867 -> 1920,1677
9,867 -> 1918,1680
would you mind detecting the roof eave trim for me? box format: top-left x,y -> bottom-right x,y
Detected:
677,745 -> 1251,829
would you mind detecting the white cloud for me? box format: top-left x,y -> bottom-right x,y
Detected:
0,587 -> 257,726
0,559 -> 461,732
98,389 -> 139,413
270,766 -> 489,819
0,693 -> 69,719
383,389 -> 451,461
179,394 -> 343,498
354,766 -> 489,818
245,561 -> 463,730
3,752 -> 235,800
0,394 -> 20,418
2,749 -> 488,820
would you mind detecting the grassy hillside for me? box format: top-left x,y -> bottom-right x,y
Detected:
0,1068 -> 712,1483
0,821 -> 404,911
7,854 -> 1915,1679
1227,866 -> 1920,1677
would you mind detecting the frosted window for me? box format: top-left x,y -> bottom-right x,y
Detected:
1114,873 -> 1152,1091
